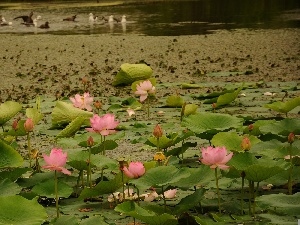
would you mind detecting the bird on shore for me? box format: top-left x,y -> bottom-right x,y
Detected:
63,15 -> 77,21
0,16 -> 12,26
108,15 -> 114,23
39,21 -> 49,29
89,13 -> 98,23
121,15 -> 126,23
25,15 -> 42,27
14,11 -> 34,23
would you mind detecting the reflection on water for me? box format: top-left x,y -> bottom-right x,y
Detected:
0,0 -> 299,36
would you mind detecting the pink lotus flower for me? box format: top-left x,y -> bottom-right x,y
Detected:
24,118 -> 34,132
135,80 -> 155,102
70,92 -> 93,111
42,148 -> 71,175
200,146 -> 233,170
164,189 -> 177,199
122,161 -> 145,178
86,113 -> 119,136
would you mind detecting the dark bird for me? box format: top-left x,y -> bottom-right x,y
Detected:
39,21 -> 49,29
63,15 -> 77,21
14,11 -> 33,23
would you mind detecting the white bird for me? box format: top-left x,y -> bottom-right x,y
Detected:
108,15 -> 114,23
121,15 -> 126,23
1,16 -> 12,26
89,13 -> 98,23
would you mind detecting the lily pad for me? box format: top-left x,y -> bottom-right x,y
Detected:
0,139 -> 23,168
112,63 -> 153,86
182,112 -> 243,135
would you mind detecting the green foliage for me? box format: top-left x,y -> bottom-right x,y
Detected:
0,139 -> 23,168
166,95 -> 185,107
56,116 -> 87,138
216,85 -> 243,107
115,201 -> 178,225
0,101 -> 22,126
264,96 -> 300,114
32,179 -> 73,198
113,63 -> 153,86
51,101 -> 93,127
0,196 -> 47,225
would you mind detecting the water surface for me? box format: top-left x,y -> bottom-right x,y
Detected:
0,0 -> 299,35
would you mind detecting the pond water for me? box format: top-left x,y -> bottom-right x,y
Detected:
0,0 -> 299,36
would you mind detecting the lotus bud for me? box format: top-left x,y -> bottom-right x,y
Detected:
288,132 -> 295,144
87,136 -> 94,147
24,118 -> 34,132
81,76 -> 88,85
94,100 -> 102,109
241,137 -> 251,151
248,124 -> 254,131
212,103 -> 217,109
153,124 -> 163,138
12,118 -> 19,131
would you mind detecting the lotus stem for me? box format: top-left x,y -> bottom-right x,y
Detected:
88,146 -> 92,188
55,171 -> 59,218
27,132 -> 32,168
147,97 -> 150,119
215,168 -> 221,213
253,182 -> 260,217
288,144 -> 293,195
241,174 -> 245,215
162,186 -> 167,212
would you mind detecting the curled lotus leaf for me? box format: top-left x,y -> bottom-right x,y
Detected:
264,96 -> 300,114
112,63 -> 153,86
166,95 -> 184,107
51,101 -> 93,128
183,104 -> 198,116
0,101 -> 22,126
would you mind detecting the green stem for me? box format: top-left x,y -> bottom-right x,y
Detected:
288,144 -> 293,195
248,180 -> 255,215
55,171 -> 59,218
241,175 -> 245,215
103,136 -> 106,156
253,182 -> 259,217
147,97 -> 150,119
215,168 -> 221,214
27,132 -> 32,167
136,186 -> 140,205
88,147 -> 92,188
162,186 -> 167,212
121,171 -> 125,200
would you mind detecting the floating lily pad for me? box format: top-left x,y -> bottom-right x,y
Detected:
182,112 -> 243,135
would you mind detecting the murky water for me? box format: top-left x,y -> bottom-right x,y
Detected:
0,0 -> 299,36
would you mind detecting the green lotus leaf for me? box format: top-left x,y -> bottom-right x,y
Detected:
259,118 -> 300,136
56,116 -> 87,138
90,139 -> 118,154
211,132 -> 261,152
184,104 -> 198,116
113,63 -> 153,86
131,78 -> 156,91
26,107 -> 43,125
52,215 -> 78,225
181,83 -> 202,89
0,101 -> 22,126
31,179 -> 73,198
115,201 -> 178,225
0,178 -> 22,196
79,172 -> 124,199
147,135 -> 174,149
244,164 -> 284,182
250,139 -> 287,158
243,119 -> 276,136
0,195 -> 47,225
80,216 -> 109,225
51,101 -> 93,127
166,95 -> 184,107
174,188 -> 206,215
228,152 -> 258,171
0,167 -> 31,181
131,165 -> 190,190
216,86 -> 243,107
256,193 -> 300,216
264,96 -> 300,114
0,139 -> 23,168
182,112 -> 243,134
